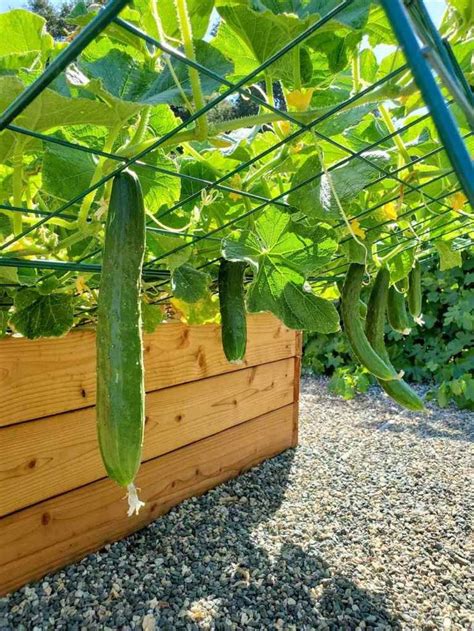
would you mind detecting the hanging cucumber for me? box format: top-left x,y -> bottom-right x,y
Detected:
408,261 -> 423,323
341,263 -> 398,381
218,259 -> 247,363
97,170 -> 146,517
387,285 -> 412,335
366,268 -> 424,411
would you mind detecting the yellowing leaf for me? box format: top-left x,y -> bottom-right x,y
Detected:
286,88 -> 314,111
382,201 -> 398,221
317,284 -> 340,300
451,192 -> 467,212
350,219 -> 366,240
171,293 -> 220,325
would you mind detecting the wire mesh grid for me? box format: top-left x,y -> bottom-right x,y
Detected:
0,0 -> 472,322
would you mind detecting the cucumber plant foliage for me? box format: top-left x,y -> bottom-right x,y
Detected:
0,1 -> 471,509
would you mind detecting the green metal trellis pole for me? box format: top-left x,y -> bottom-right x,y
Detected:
0,0 -> 130,132
380,0 -> 474,206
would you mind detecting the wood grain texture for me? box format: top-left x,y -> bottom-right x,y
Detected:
0,313 -> 296,426
1,358 -> 295,516
0,404 -> 296,596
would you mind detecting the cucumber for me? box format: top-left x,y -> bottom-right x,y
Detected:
408,261 -> 422,320
366,268 -> 424,411
387,285 -> 412,335
218,260 -> 247,363
341,264 -> 398,381
97,170 -> 146,516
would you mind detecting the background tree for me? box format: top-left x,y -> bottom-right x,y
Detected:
26,0 -> 75,38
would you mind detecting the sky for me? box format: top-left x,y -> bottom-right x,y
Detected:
0,0 -> 447,23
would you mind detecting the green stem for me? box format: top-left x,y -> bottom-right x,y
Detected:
265,73 -> 284,139
3,246 -> 48,257
293,48 -> 302,90
132,107 -> 151,145
244,146 -> 288,186
175,0 -> 208,141
151,5 -> 194,111
77,121 -> 123,227
11,145 -> 24,235
352,51 -> 361,94
379,104 -> 413,171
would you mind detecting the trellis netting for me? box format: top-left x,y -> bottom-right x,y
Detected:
0,0 -> 472,338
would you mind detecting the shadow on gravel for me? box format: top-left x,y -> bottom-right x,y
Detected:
187,448 -> 402,629
2,448 -> 401,629
360,407 -> 473,444
136,448 -> 402,629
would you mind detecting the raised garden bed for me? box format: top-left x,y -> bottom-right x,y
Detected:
0,313 -> 301,595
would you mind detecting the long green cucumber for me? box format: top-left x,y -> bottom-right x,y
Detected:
97,170 -> 146,516
218,259 -> 247,363
341,264 -> 398,381
366,268 -> 424,411
387,285 -> 412,335
408,261 -> 422,320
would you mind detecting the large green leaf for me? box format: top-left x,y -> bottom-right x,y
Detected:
0,76 -> 134,162
260,0 -> 372,31
288,150 -> 390,223
388,249 -> 415,284
10,289 -> 74,339
216,0 -> 314,83
222,206 -> 339,331
0,10 -> 53,71
436,241 -> 463,271
42,143 -> 96,201
133,151 -> 181,212
171,264 -> 210,302
77,41 -> 231,106
133,0 -> 214,41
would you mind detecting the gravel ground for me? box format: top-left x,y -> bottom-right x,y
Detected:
1,377 -> 473,630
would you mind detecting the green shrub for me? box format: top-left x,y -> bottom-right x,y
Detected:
303,251 -> 474,410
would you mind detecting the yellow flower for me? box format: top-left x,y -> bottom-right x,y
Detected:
286,88 -> 314,112
451,192 -> 467,212
350,219 -> 366,240
75,276 -> 89,294
277,121 -> 291,136
229,174 -> 243,201
382,201 -> 398,221
289,141 -> 304,154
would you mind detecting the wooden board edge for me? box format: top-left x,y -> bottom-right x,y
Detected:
0,403 -> 296,596
291,331 -> 303,447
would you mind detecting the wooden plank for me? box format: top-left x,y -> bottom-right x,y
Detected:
0,358 -> 295,516
0,404 -> 296,596
0,313 -> 296,426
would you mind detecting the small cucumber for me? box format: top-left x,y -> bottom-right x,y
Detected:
97,170 -> 146,516
408,261 -> 422,320
341,264 -> 398,381
366,268 -> 424,411
387,285 -> 412,335
218,260 -> 247,363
